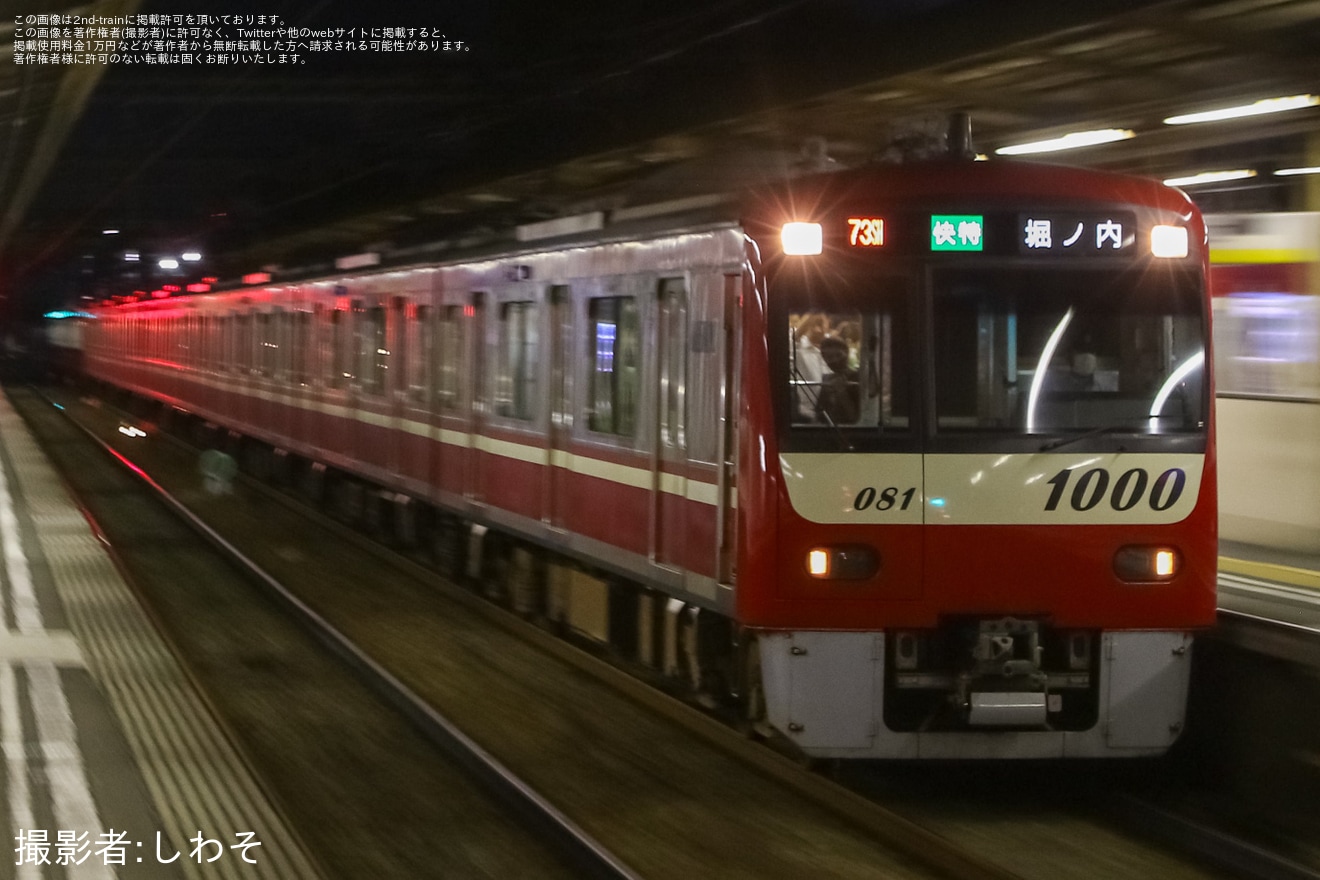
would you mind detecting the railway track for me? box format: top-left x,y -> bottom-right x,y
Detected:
15,384 -> 977,878
13,386 -> 624,880
16,382 -> 1319,879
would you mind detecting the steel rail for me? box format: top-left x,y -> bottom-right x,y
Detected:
49,394 -> 644,880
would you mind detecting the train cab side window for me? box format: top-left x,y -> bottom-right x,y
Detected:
495,300 -> 538,420
587,296 -> 640,437
788,303 -> 909,431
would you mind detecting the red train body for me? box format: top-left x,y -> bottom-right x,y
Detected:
85,155 -> 1215,758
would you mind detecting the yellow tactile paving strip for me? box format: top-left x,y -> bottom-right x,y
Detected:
1219,555 -> 1320,592
1,389 -> 324,880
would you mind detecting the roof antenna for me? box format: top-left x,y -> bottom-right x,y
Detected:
949,112 -> 975,160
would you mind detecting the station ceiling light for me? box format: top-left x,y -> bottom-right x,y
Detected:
994,128 -> 1135,156
1163,94 -> 1318,125
1162,169 -> 1257,187
1275,166 -> 1320,177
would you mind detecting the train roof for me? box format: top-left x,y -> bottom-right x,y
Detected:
92,152 -> 1201,307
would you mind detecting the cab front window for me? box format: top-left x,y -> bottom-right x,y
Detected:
932,266 -> 1206,440
785,277 -> 911,434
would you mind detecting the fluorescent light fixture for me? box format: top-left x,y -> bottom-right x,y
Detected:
101,228 -> 119,235
995,128 -> 1134,156
1163,169 -> 1256,187
1164,94 -> 1318,125
181,251 -> 202,262
1276,166 -> 1320,177
158,258 -> 179,270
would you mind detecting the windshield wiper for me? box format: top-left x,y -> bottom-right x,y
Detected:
1038,420 -> 1155,452
791,364 -> 853,451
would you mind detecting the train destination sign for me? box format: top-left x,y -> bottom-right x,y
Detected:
1018,212 -> 1136,256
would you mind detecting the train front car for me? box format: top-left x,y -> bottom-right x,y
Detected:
738,159 -> 1216,759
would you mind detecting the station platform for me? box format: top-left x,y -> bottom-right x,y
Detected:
1220,539 -> 1320,593
0,389 -> 322,880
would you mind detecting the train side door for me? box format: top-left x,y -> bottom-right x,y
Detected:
545,285 -> 573,531
716,272 -> 740,589
325,293 -> 355,465
464,291 -> 486,505
652,277 -> 688,571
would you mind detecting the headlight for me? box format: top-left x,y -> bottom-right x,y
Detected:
1113,545 -> 1180,583
806,545 -> 879,580
781,222 -> 823,255
1150,225 -> 1189,258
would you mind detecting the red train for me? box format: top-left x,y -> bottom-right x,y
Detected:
83,140 -> 1215,758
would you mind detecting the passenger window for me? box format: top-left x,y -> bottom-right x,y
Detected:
236,314 -> 253,375
587,296 -> 640,437
330,309 -> 351,388
406,304 -> 428,403
358,305 -> 387,395
292,310 -> 312,386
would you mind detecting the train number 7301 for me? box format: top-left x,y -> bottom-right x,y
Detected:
1043,466 -> 1186,512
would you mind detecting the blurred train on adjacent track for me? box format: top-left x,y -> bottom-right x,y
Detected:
51,133 -> 1219,759
1210,211 -> 1320,553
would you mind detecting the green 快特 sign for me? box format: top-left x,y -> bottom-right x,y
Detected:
931,215 -> 984,251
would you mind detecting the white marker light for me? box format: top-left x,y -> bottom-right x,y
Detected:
1163,94 -> 1318,125
807,549 -> 830,577
1150,225 -> 1189,259
1154,550 -> 1176,578
782,222 -> 823,255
